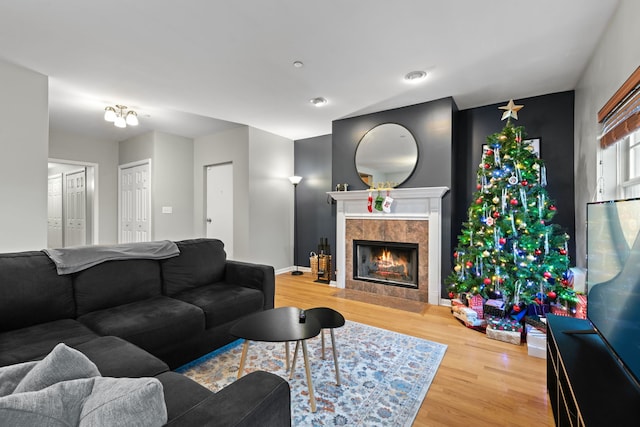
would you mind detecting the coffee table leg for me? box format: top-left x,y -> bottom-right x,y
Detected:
237,340 -> 250,379
330,329 -> 341,386
285,341 -> 290,371
289,341 -> 300,380
301,340 -> 317,412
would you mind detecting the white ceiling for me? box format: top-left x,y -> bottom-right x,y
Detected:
0,0 -> 619,142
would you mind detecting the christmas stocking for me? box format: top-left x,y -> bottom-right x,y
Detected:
374,193 -> 384,211
367,192 -> 373,213
382,195 -> 393,213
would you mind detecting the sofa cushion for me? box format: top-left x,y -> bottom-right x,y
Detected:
12,343 -> 100,395
80,377 -> 167,427
74,259 -> 163,316
162,238 -> 227,296
78,296 -> 205,356
0,343 -> 167,427
0,319 -> 99,368
72,336 -> 169,378
173,283 -> 264,328
0,251 -> 75,332
0,376 -> 167,427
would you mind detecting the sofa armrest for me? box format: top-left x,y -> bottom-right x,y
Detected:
165,371 -> 290,427
224,261 -> 275,310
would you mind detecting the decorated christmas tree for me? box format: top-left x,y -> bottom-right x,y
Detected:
447,100 -> 577,314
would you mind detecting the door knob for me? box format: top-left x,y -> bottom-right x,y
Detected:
206,218 -> 212,223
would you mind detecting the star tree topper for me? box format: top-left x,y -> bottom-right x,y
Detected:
499,99 -> 524,120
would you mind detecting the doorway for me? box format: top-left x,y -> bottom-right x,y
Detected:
119,160 -> 152,243
205,162 -> 234,258
47,160 -> 97,248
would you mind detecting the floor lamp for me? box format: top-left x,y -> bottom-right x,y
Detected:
289,175 -> 303,275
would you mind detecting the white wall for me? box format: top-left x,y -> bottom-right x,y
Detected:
194,126 -> 250,258
574,0 -> 640,268
49,129 -> 119,244
248,127 -> 295,268
0,59 -> 49,252
193,126 -> 294,269
153,132 -> 194,240
119,131 -> 195,241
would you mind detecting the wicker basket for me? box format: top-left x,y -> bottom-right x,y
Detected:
310,253 -> 319,276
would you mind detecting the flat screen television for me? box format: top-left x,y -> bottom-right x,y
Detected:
587,198 -> 640,389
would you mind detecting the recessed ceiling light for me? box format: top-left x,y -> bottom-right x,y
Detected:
293,61 -> 304,68
404,70 -> 427,83
310,97 -> 328,107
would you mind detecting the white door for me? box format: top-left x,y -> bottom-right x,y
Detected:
65,169 -> 86,247
206,163 -> 234,258
47,173 -> 63,248
120,162 -> 151,243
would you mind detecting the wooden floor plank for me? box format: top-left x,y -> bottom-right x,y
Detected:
275,272 -> 554,427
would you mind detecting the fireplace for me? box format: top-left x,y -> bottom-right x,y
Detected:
353,240 -> 418,288
328,187 -> 449,305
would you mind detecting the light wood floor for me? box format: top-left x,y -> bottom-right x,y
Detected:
276,272 -> 554,427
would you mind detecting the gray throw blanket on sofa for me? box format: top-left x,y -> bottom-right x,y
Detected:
43,240 -> 180,275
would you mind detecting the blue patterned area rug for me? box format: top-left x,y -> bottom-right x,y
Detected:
177,321 -> 447,426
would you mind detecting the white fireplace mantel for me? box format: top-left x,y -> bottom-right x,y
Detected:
328,187 -> 449,306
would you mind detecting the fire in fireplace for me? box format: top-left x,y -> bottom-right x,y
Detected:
353,240 -> 418,288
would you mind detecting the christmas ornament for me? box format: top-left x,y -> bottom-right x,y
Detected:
483,278 -> 491,285
454,265 -> 461,272
448,292 -> 455,299
510,198 -> 518,206
513,304 -> 521,312
543,272 -> 552,279
466,261 -> 473,268
499,238 -> 507,245
547,291 -> 557,299
499,99 -> 524,121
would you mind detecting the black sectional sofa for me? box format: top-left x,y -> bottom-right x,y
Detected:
0,238 -> 290,426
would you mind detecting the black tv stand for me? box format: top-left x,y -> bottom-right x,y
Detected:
547,315 -> 640,426
562,329 -> 597,335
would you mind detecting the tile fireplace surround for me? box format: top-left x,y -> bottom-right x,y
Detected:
328,187 -> 449,306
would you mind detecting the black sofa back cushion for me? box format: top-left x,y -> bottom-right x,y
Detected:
0,252 -> 75,332
161,239 -> 226,296
74,259 -> 162,317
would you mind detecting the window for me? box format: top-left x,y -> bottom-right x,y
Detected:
598,67 -> 640,201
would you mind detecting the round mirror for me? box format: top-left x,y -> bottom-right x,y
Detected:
354,123 -> 418,188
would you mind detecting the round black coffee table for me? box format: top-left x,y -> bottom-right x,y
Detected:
289,307 -> 345,386
230,306 -> 321,412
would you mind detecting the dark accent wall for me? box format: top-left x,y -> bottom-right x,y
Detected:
456,91 -> 576,263
332,98 -> 457,296
293,92 -> 575,300
293,134 -> 334,269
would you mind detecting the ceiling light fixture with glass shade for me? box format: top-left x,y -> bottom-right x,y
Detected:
104,105 -> 139,128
